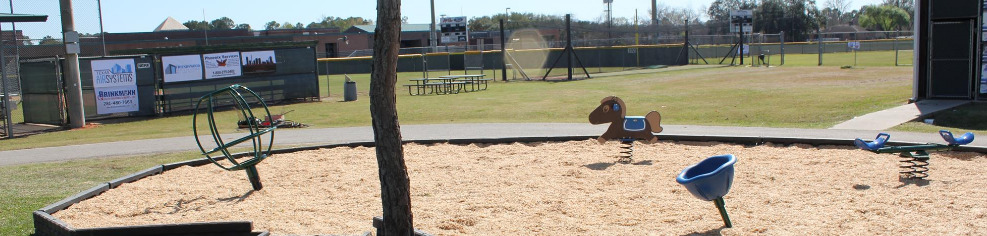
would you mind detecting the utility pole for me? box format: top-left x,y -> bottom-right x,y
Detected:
500,19 -> 507,82
606,0 -> 613,43
651,0 -> 658,43
429,0 -> 437,51
97,0 -> 106,56
60,0 -> 85,128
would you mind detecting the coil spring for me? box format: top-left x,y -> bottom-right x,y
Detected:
618,139 -> 634,163
899,156 -> 930,180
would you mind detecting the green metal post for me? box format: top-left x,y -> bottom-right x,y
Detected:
714,197 -> 732,228
246,165 -> 262,190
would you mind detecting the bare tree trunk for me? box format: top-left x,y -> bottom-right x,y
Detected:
371,0 -> 413,235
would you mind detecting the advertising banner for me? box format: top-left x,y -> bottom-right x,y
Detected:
95,85 -> 140,114
91,59 -> 136,88
241,51 -> 277,74
203,52 -> 242,79
162,55 -> 203,83
90,58 -> 139,114
847,41 -> 861,50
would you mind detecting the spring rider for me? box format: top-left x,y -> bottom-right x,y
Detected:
589,96 -> 663,163
193,85 -> 277,190
855,130 -> 974,180
676,154 -> 737,228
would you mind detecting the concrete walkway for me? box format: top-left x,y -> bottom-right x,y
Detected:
830,100 -> 970,130
3,123 -> 985,166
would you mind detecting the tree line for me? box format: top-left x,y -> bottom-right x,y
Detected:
181,16 -> 410,31
464,0 -> 913,42
29,0 -> 913,45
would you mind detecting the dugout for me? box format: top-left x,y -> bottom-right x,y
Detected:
17,42 -> 319,125
913,0 -> 987,101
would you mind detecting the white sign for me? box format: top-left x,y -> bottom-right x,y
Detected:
95,85 -> 140,114
738,45 -> 750,55
90,58 -> 139,114
241,51 -> 276,65
847,41 -> 861,50
730,10 -> 753,33
203,52 -> 242,79
162,55 -> 203,83
91,59 -> 136,88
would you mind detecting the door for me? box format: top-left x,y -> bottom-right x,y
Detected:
928,20 -> 976,98
325,43 -> 337,58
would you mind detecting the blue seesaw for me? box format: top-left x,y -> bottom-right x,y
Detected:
677,154 -> 737,228
855,130 -> 974,180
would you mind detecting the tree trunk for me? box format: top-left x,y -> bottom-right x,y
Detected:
370,0 -> 413,235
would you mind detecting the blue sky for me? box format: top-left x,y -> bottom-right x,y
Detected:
7,0 -> 885,39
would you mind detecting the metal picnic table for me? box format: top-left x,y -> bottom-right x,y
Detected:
439,74 -> 490,92
404,78 -> 467,96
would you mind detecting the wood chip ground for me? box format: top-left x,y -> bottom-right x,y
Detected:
54,140 -> 987,235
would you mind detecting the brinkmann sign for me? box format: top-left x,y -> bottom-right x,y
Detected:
90,59 -> 140,114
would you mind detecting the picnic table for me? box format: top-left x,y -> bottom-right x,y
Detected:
404,78 -> 467,96
439,74 -> 490,92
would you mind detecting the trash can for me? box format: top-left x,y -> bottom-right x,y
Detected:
344,80 -> 357,101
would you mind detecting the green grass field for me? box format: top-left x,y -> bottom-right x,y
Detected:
1,65 -> 913,151
892,103 -> 987,134
0,151 -> 198,236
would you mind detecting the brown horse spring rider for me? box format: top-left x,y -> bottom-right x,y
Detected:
589,96 -> 662,144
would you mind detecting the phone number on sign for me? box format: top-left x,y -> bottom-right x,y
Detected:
102,100 -> 135,106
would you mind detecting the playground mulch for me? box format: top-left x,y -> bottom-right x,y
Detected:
53,140 -> 987,235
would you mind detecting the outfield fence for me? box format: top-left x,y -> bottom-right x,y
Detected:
688,31 -> 913,67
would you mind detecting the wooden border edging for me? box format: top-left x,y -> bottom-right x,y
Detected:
35,133 -> 986,235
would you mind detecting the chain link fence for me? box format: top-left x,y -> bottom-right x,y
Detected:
686,31 -> 913,67
2,0 -> 106,96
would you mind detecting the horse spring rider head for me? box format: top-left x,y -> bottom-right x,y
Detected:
589,96 -> 663,144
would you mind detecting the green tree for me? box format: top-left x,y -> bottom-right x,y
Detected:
306,16 -> 373,30
39,35 -> 60,45
264,21 -> 280,30
282,22 -> 296,29
210,17 -> 235,30
235,23 -> 251,31
183,20 -> 210,30
755,0 -> 786,33
859,5 -> 910,32
784,0 -> 821,42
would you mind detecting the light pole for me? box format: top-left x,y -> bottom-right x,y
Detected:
505,8 -> 510,25
430,0 -> 437,51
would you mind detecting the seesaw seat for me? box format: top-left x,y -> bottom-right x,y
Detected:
854,133 -> 890,151
940,130 -> 975,145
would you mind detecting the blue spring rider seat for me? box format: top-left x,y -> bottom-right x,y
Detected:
939,130 -> 975,145
676,154 -> 737,228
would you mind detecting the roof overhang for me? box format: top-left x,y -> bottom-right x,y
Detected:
0,13 -> 48,23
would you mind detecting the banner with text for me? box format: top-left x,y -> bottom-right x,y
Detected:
241,51 -> 277,74
162,55 -> 204,83
91,58 -> 139,114
203,52 -> 242,79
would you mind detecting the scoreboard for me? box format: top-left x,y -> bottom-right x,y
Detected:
440,16 -> 468,43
